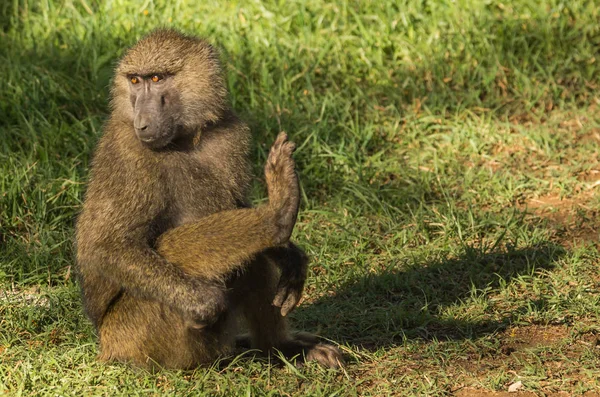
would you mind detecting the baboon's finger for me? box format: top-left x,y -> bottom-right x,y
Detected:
274,131 -> 288,147
273,282 -> 302,316
273,286 -> 287,308
280,291 -> 300,316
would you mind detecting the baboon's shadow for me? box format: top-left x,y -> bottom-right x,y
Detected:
291,242 -> 565,349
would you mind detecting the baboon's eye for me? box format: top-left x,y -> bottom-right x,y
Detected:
130,76 -> 139,84
151,75 -> 162,83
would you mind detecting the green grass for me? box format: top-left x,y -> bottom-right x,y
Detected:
1,0 -> 600,395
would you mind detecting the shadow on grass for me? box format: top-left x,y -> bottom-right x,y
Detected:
292,242 -> 566,349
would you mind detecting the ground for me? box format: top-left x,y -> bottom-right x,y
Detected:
1,1 -> 599,396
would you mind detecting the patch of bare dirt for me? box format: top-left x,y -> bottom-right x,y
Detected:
453,325 -> 600,393
578,169 -> 600,184
506,106 -> 600,192
520,191 -> 599,248
500,325 -> 569,351
452,326 -> 572,375
491,105 -> 600,191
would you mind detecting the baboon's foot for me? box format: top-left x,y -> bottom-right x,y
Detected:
278,332 -> 344,369
304,343 -> 344,368
236,332 -> 344,368
265,132 -> 299,244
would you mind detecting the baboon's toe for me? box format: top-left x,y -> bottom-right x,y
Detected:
264,132 -> 300,243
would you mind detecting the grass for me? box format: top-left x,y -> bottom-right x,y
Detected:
1,0 -> 600,395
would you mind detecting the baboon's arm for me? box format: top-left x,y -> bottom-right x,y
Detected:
156,206 -> 280,280
78,231 -> 227,323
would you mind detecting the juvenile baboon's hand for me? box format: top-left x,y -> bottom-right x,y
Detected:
265,132 -> 300,245
273,264 -> 307,316
271,244 -> 308,316
186,280 -> 228,329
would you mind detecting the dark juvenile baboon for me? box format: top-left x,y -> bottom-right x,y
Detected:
75,29 -> 342,369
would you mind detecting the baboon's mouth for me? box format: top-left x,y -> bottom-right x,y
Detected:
139,133 -> 174,149
136,122 -> 177,149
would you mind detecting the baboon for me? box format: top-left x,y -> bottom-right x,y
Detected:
75,29 -> 342,369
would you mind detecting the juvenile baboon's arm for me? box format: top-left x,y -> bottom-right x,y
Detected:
78,203 -> 284,325
81,203 -> 293,324
78,132 -> 298,323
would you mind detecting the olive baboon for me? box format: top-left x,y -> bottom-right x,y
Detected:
75,29 -> 342,369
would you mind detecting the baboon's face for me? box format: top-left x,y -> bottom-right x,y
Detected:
127,74 -> 182,149
113,30 -> 228,148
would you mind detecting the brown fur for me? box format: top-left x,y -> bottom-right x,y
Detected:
75,29 -> 342,369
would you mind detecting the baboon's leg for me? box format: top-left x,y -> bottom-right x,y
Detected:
98,293 -> 233,369
157,207 -> 279,279
233,255 -> 343,368
156,132 -> 299,281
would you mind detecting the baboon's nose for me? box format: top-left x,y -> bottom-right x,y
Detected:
134,114 -> 156,143
134,114 -> 150,132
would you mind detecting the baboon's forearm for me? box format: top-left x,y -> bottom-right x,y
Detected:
156,206 -> 279,279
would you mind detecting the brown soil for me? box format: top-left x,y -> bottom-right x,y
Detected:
520,191 -> 599,248
500,325 -> 569,350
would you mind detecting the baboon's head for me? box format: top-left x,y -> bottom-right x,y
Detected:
112,29 -> 228,149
